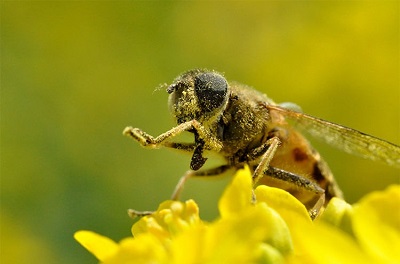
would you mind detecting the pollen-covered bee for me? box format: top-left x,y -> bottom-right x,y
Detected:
124,69 -> 400,218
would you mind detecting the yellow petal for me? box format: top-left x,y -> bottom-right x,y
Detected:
254,184 -> 311,225
132,215 -> 170,240
257,243 -> 285,264
103,235 -> 167,264
318,197 -> 353,234
250,203 -> 293,255
352,185 -> 400,263
170,225 -> 207,264
211,203 -> 293,260
287,219 -> 374,264
218,166 -> 253,218
74,230 -> 118,261
181,199 -> 200,224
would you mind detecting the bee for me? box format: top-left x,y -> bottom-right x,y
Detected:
124,69 -> 400,218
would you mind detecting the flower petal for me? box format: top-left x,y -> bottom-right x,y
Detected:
131,199 -> 201,240
318,197 -> 353,234
218,166 -> 253,218
254,184 -> 311,225
170,225 -> 207,264
352,185 -> 400,263
212,203 -> 293,260
287,219 -> 374,264
257,243 -> 285,264
74,230 -> 118,261
103,235 -> 167,264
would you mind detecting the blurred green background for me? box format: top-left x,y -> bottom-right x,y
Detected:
1,1 -> 399,263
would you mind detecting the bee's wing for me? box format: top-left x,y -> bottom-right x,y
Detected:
267,105 -> 400,168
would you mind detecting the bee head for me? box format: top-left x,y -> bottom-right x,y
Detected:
167,69 -> 229,124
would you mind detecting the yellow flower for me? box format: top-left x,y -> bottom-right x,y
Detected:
74,230 -> 119,262
131,199 -> 202,240
352,185 -> 400,264
75,167 -> 399,263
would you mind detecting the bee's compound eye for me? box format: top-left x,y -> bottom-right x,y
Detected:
194,72 -> 228,113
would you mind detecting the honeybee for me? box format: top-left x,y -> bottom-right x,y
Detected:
124,69 -> 400,218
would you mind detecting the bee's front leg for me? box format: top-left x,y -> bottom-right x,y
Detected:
123,120 -> 222,150
191,137 -> 208,170
123,127 -> 160,148
124,121 -> 222,171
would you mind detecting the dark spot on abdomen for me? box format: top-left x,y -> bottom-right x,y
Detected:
293,147 -> 308,162
312,162 -> 326,183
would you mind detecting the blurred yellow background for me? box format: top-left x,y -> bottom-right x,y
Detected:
2,2 -> 399,263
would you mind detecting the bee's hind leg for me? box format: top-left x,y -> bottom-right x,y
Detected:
262,166 -> 326,219
249,136 -> 326,218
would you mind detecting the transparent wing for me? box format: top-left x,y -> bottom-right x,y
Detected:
267,105 -> 400,168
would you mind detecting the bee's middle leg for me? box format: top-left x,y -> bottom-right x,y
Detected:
128,165 -> 233,218
170,165 -> 233,200
251,136 -> 281,184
